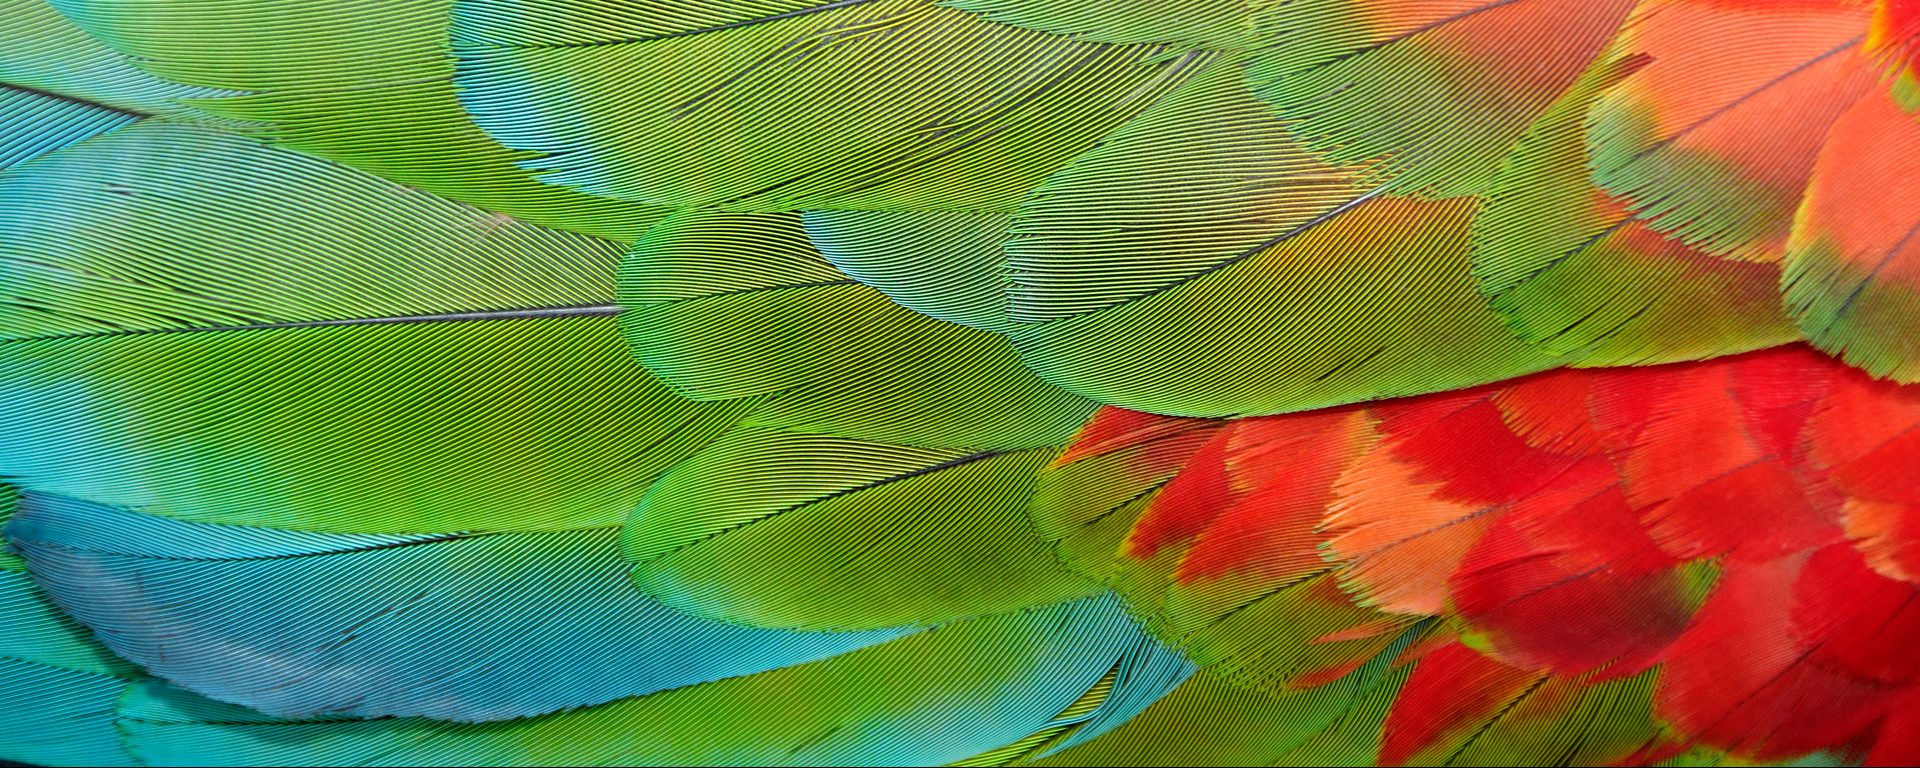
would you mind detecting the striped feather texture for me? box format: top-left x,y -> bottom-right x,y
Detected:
6,0 -> 1920,764
7,493 -> 911,721
109,595 -> 1172,767
46,0 -> 669,238
451,0 -> 1198,210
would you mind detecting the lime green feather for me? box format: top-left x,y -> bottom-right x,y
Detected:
1262,669 -> 1406,767
48,0 -> 667,239
1027,418 -> 1211,585
451,0 -> 1203,210
1025,645 -> 1408,767
1243,0 -> 1635,198
624,426 -> 1095,630
1004,55 -> 1312,324
945,0 -> 1256,47
956,637 -> 1196,765
0,122 -> 745,532
622,211 -> 1095,451
1157,572 -> 1417,695
1003,58 -> 1561,417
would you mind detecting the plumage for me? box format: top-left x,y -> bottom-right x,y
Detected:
104,595 -> 1174,767
45,0 -> 667,238
1245,0 -> 1639,197
8,493 -> 912,721
1041,346 -> 1920,763
622,427 -> 1093,630
1470,53 -> 1802,365
1586,0 -> 1876,263
450,0 -> 1197,210
7,0 -> 1920,765
1785,83 -> 1920,381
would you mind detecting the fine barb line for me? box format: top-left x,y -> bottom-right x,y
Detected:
9,304 -> 623,342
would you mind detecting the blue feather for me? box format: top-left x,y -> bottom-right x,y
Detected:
9,493 -> 914,722
110,594 -> 1175,767
0,86 -> 133,170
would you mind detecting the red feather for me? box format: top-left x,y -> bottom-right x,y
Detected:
1379,643 -> 1548,765
1658,553 -> 1890,758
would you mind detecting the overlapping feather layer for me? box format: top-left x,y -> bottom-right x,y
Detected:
3,0 -> 1919,765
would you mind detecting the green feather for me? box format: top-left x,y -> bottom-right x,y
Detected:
622,210 -> 1095,451
945,0 -> 1256,47
451,0 -> 1201,210
0,121 -> 745,532
49,0 -> 667,238
1004,55 -> 1310,324
1003,58 -> 1562,417
624,426 -> 1095,630
1025,645 -> 1408,767
803,209 -> 1019,333
1243,0 -> 1635,198
1157,572 -> 1416,695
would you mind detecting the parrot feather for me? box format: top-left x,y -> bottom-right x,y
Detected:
0,485 -> 139,767
0,86 -> 134,170
1586,0 -> 1877,262
623,426 -> 1094,630
1807,362 -> 1920,582
946,0 -> 1256,47
1785,83 -> 1920,382
621,211 -> 1095,451
8,493 -> 913,722
1379,643 -> 1662,767
6,0 -> 1920,764
0,543 -> 132,677
113,595 -> 1164,767
1047,346 -> 1920,763
1655,551 -> 1893,760
0,657 -> 136,766
1003,58 -> 1563,416
0,122 -> 745,532
1043,409 -> 1414,694
46,0 -> 666,238
1471,54 -> 1799,365
450,0 -> 1201,210
0,0 -> 223,120
1026,649 -> 1411,767
802,209 -> 1018,333
1246,0 -> 1639,197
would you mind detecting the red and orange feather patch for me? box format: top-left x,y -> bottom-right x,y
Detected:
1058,346 -> 1920,763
